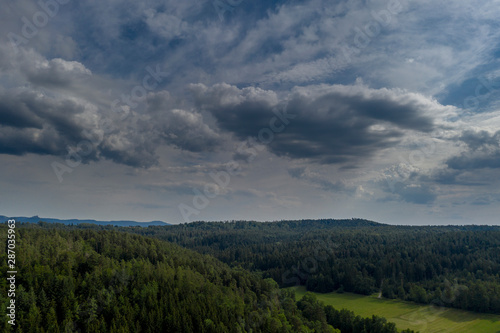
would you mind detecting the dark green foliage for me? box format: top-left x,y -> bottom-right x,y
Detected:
117,219 -> 500,314
0,225 -> 359,332
0,227 -> 271,331
300,292 -> 408,333
0,222 -> 415,332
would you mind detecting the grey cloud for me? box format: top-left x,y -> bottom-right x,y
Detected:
0,93 -> 44,129
447,152 -> 500,170
390,182 -> 437,205
93,96 -> 223,168
0,46 -> 164,167
191,83 -> 279,138
288,166 -> 354,193
144,9 -> 190,41
0,88 -> 222,169
193,83 -> 438,166
470,195 -> 496,206
0,127 -> 58,156
98,142 -> 159,168
1,46 -> 92,89
427,167 -> 495,187
0,41 -> 224,168
378,164 -> 437,204
459,130 -> 500,150
0,90 -> 92,156
233,149 -> 256,162
146,91 -> 222,152
446,130 -> 500,170
165,163 -> 239,175
0,91 -> 159,169
430,169 -> 462,185
24,58 -> 92,88
69,90 -> 223,168
142,180 -> 232,197
157,108 -> 220,152
235,188 -> 301,208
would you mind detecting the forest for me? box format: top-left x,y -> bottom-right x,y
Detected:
0,222 -> 415,333
119,219 -> 500,315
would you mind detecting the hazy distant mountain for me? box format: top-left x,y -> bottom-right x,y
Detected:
0,215 -> 169,227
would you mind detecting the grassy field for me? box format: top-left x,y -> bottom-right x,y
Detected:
292,286 -> 500,333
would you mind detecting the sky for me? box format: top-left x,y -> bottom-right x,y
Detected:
1,0 -> 500,225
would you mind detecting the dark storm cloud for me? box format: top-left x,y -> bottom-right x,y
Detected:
192,83 -> 437,165
0,127 -> 57,156
0,94 -> 44,129
447,153 -> 500,170
191,83 -> 280,137
446,130 -> 500,170
0,26 -> 222,167
459,130 -> 500,150
0,86 -> 222,168
97,141 -> 159,169
0,90 -> 92,156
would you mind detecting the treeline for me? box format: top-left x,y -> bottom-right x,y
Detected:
118,219 -> 500,314
0,223 -> 414,333
298,293 -> 414,333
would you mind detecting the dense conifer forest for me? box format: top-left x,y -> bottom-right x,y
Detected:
0,222 -> 414,333
121,219 -> 500,315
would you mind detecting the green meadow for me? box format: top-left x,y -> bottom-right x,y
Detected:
292,286 -> 500,333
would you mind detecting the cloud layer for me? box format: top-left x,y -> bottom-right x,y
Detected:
1,0 -> 500,224
193,82 -> 444,165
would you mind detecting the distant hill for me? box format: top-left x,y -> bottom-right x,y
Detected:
178,218 -> 386,231
0,215 -> 169,227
